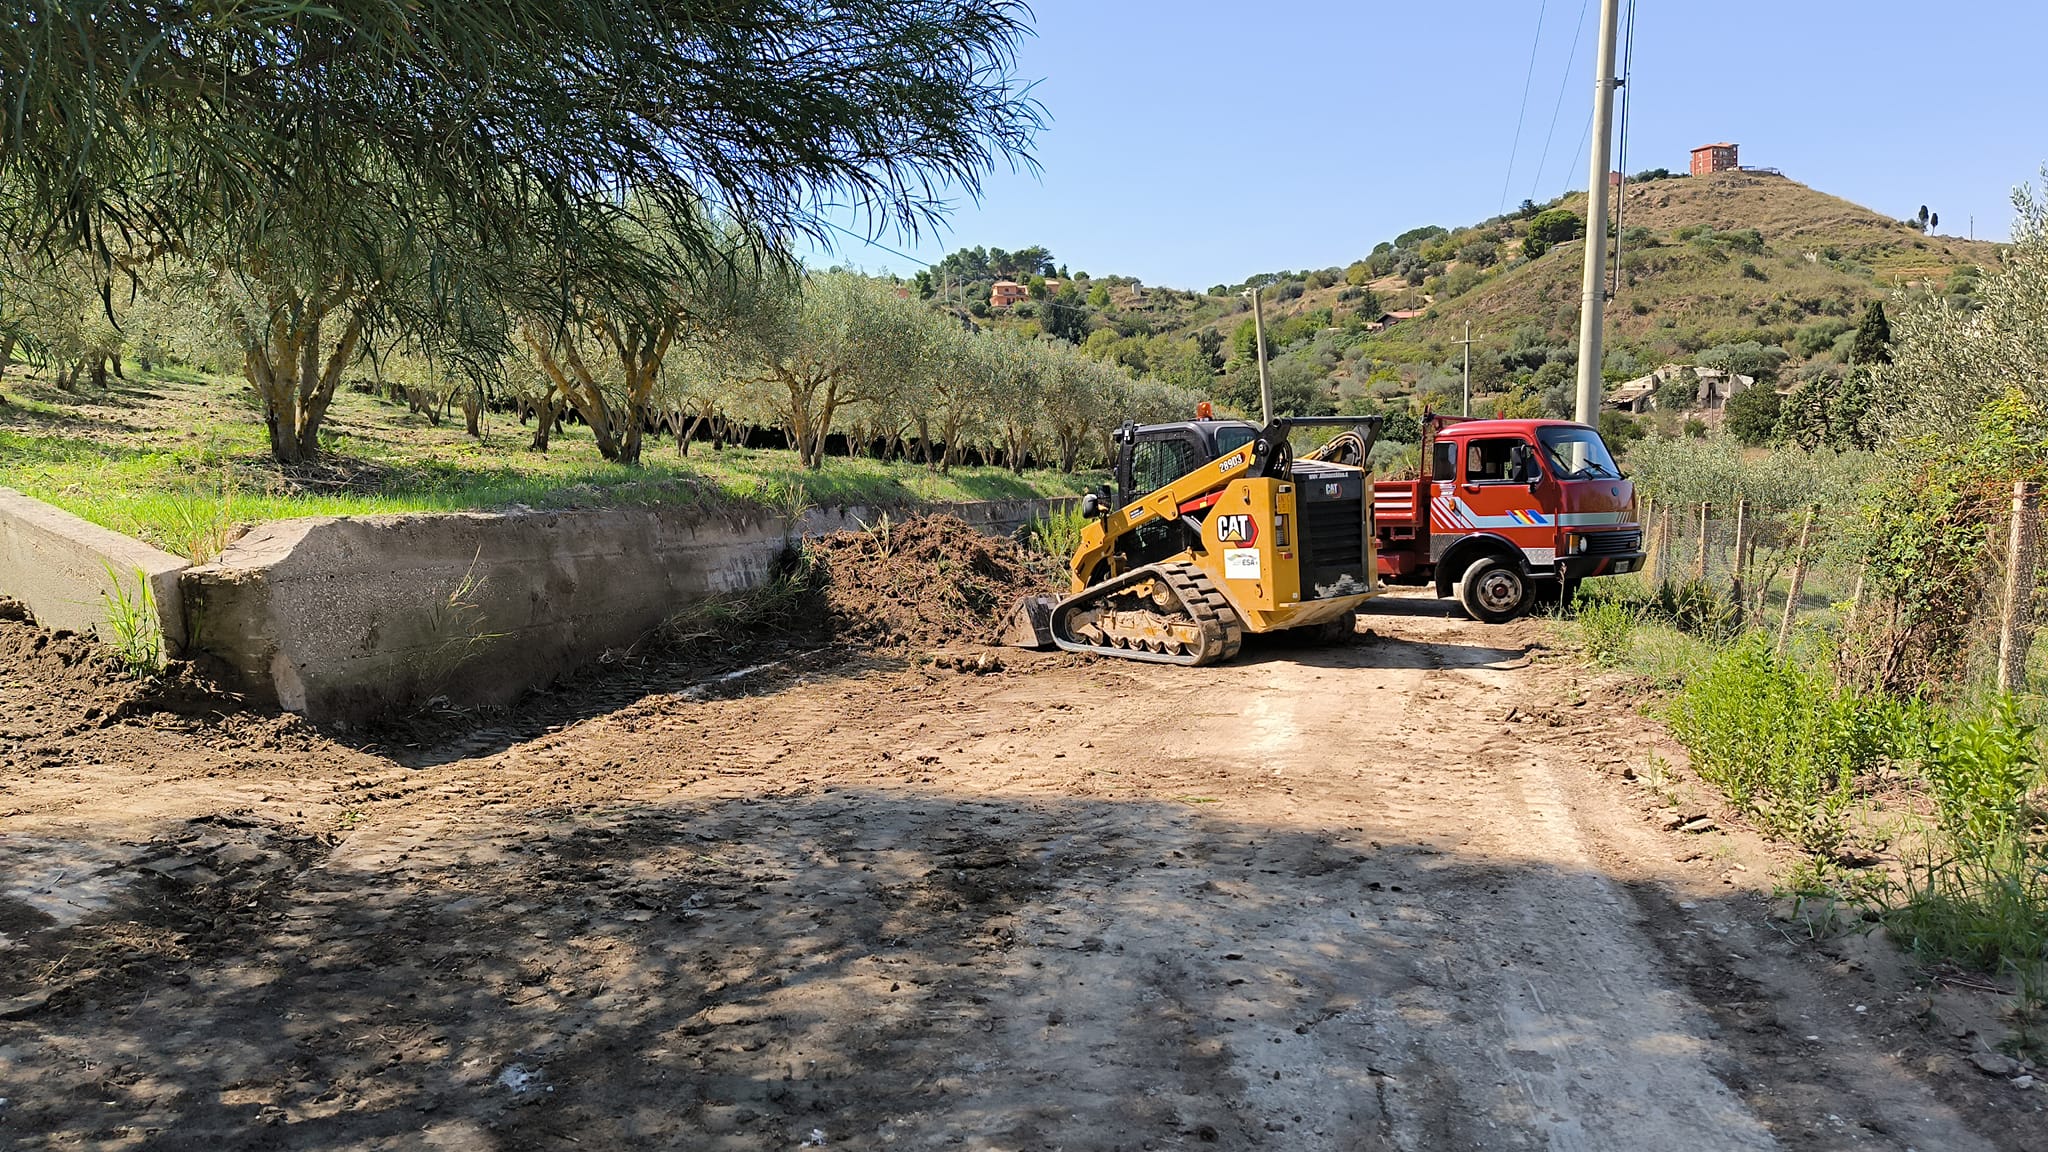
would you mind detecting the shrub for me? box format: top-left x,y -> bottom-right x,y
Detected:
1885,699 -> 2047,1000
1654,577 -> 1740,639
1668,635 -> 1900,852
1028,504 -> 1090,560
1723,385 -> 1783,445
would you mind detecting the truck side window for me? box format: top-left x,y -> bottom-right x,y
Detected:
1131,437 -> 1200,499
1465,438 -> 1527,484
1431,441 -> 1456,483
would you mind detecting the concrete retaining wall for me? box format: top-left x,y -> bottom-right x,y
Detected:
179,495 -> 1077,724
0,488 -> 189,654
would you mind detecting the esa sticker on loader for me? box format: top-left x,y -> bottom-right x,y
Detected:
1225,550 -> 1261,579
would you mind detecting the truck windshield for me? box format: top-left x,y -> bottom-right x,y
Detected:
1536,426 -> 1621,480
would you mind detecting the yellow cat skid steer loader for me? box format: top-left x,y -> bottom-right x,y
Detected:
1005,414 -> 1382,666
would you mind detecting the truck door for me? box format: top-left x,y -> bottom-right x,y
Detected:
1449,435 -> 1557,561
1426,439 -> 1465,563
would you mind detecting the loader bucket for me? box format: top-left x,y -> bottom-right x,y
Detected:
1003,594 -> 1059,649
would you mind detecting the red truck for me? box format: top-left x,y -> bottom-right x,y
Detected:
1373,416 -> 1643,621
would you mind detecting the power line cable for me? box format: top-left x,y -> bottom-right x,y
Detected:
1609,0 -> 1638,298
1529,0 -> 1592,201
1564,107 -> 1594,198
817,217 -> 931,269
1497,0 -> 1551,215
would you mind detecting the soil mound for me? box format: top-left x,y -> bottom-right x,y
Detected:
0,600 -> 146,734
808,515 -> 1060,649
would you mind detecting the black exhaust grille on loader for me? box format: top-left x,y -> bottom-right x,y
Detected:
1292,463 -> 1370,600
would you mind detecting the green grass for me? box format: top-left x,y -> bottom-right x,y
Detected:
0,368 -> 1100,561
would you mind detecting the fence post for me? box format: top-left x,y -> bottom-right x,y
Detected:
1693,501 -> 1711,581
1729,497 -> 1748,620
1996,480 -> 2041,695
1775,505 -> 1818,657
1644,502 -> 1667,585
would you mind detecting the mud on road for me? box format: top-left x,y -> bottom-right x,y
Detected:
2,593 -> 2041,1150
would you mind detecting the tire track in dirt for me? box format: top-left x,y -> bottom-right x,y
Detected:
0,594 -> 2029,1150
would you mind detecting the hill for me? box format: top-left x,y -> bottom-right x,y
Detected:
948,170 -> 2003,430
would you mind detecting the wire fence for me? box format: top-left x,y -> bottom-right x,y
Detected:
1631,483 -> 2045,699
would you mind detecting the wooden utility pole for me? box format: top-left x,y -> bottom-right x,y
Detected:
1572,0 -> 1624,428
1997,480 -> 2041,694
1644,502 -> 1670,585
1245,287 -> 1272,425
1776,506 -> 1818,657
1455,321 -> 1474,416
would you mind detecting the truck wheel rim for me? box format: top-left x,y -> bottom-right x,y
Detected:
1476,570 -> 1523,613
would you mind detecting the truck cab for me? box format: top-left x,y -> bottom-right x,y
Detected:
1373,417 -> 1643,621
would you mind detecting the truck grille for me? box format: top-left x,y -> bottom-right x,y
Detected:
1583,529 -> 1641,555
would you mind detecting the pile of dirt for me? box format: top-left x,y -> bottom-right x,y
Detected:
0,600 -> 148,737
0,600 -> 262,751
807,514 -> 1061,649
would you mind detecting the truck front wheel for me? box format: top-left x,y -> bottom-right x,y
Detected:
1455,556 -> 1532,624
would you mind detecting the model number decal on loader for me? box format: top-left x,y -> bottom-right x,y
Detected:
1218,452 -> 1246,472
1215,513 -> 1256,544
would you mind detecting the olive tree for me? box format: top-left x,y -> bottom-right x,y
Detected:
1,0 -> 1042,462
704,272 -> 933,469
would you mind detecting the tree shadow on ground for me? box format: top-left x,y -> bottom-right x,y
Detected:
0,780 -> 1962,1152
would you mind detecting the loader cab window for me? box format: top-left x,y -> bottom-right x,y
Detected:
1130,435 -> 1202,500
1121,430 -> 1205,568
1211,425 -> 1257,457
1464,437 -> 1533,484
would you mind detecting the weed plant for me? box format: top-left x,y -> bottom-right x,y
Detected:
1884,699 -> 2047,1021
1667,633 -> 1901,854
98,563 -> 163,678
1028,504 -> 1090,561
654,548 -> 826,658
1573,594 -> 1638,667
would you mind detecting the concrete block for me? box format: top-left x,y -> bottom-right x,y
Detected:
0,488 -> 189,653
183,506 -> 793,722
179,493 -> 1080,724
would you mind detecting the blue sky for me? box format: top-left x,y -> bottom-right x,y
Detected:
809,0 -> 2047,288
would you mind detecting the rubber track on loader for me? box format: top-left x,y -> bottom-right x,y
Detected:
1048,560 -> 1245,667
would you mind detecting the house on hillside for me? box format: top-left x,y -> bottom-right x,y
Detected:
1690,142 -> 1739,175
1607,364 -> 1754,414
1367,309 -> 1427,332
989,280 -> 1027,309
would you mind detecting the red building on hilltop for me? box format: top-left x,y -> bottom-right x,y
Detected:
1690,142 -> 1739,176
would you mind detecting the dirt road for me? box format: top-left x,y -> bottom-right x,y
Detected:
2,593 -> 2037,1150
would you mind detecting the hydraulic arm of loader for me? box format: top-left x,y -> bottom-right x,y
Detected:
1063,415 -> 1381,591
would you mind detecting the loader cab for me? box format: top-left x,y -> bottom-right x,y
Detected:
1112,419 -> 1261,568
1115,419 -> 1260,507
